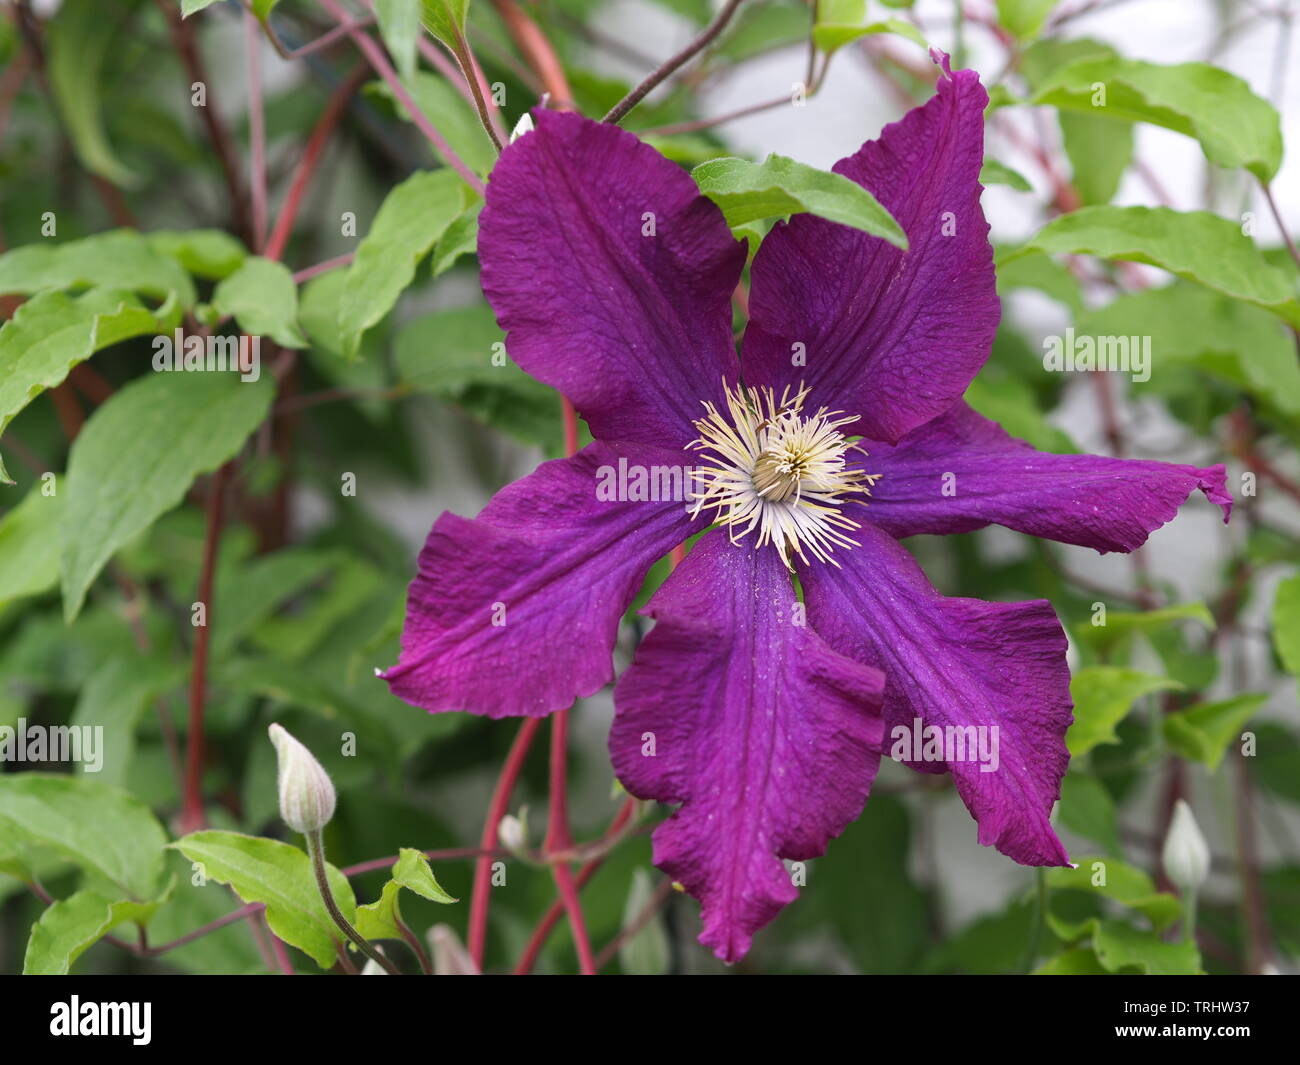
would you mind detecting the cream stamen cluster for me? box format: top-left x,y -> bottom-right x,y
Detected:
687,381 -> 880,568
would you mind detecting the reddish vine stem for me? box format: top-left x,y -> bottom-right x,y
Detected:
264,64 -> 368,262
592,876 -> 675,970
180,463 -> 232,834
467,717 -> 542,968
544,708 -> 596,973
488,0 -> 575,109
514,797 -> 636,973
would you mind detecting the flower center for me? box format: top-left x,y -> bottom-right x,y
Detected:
687,381 -> 880,568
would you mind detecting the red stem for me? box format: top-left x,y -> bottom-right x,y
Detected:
180,464 -> 231,834
467,717 -> 542,968
264,64 -> 368,263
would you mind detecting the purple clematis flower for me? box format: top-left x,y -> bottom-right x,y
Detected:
382,59 -> 1231,963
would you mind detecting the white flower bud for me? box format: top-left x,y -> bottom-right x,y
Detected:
1162,799 -> 1210,892
497,808 -> 527,851
428,924 -> 479,975
268,723 -> 336,834
510,113 -> 534,143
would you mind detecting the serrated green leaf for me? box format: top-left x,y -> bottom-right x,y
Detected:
1033,57 -> 1283,181
0,774 -> 167,899
339,169 -> 475,360
1002,207 -> 1300,328
0,289 -> 180,484
692,154 -> 907,247
1067,667 -> 1182,757
1164,693 -> 1268,771
61,371 -> 274,621
172,831 -> 355,969
24,889 -> 166,975
70,654 -> 184,788
211,257 -> 306,348
0,229 -> 196,307
355,848 -> 455,940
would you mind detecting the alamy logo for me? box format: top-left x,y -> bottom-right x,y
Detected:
890,718 -> 1000,773
0,719 -> 103,772
49,997 -> 151,1045
152,329 -> 261,382
1042,328 -> 1151,383
594,457 -> 698,503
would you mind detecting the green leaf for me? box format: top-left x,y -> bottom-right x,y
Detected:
1032,58 -> 1283,181
1092,918 -> 1201,974
419,0 -> 470,50
1057,772 -> 1121,855
181,0 -> 222,14
24,889 -> 166,975
1046,857 -> 1181,938
372,73 -> 496,177
1002,207 -> 1300,328
394,303 -> 563,450
811,1 -> 926,52
46,0 -> 140,187
61,371 -> 274,621
1164,693 -> 1269,771
251,0 -> 282,19
0,229 -> 196,307
147,229 -> 248,281
0,478 -> 63,607
980,158 -> 1032,191
1073,601 -> 1216,655
618,868 -> 670,975
692,154 -> 907,248
354,848 -> 456,940
996,250 -> 1084,314
964,373 -> 1075,453
1273,574 -> 1300,676
211,257 -> 307,348
0,288 -> 179,483
1078,282 -> 1300,423
1034,946 -> 1108,974
1059,110 -> 1133,206
995,0 -> 1058,39
339,169 -> 475,360
213,549 -> 341,657
1067,667 -> 1182,757
0,774 -> 167,899
375,0 -> 422,81
431,201 -> 481,278
172,831 -> 356,969
70,654 -> 184,788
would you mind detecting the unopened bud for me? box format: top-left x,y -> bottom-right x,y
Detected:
498,808 -> 527,851
1162,800 -> 1210,892
428,924 -> 479,975
268,723 -> 336,834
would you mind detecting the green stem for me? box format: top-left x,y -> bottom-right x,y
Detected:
1183,885 -> 1199,944
306,830 -> 402,975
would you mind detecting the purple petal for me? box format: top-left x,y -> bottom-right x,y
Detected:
383,441 -> 699,718
479,110 -> 746,448
800,523 -> 1073,867
861,402 -> 1232,552
742,62 -> 997,443
610,530 -> 886,963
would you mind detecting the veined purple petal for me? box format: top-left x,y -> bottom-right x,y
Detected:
610,530 -> 886,963
479,110 -> 746,449
383,441 -> 701,718
800,523 -> 1073,867
860,402 -> 1232,551
742,61 -> 997,443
